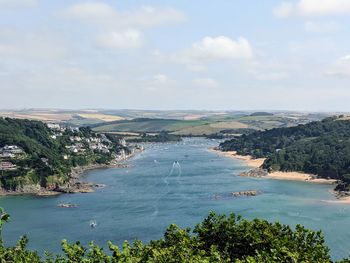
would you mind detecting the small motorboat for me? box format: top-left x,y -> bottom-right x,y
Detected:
90,220 -> 97,228
58,203 -> 77,208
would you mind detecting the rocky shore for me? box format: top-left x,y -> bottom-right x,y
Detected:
231,190 -> 261,197
0,151 -> 139,197
0,182 -> 108,197
239,168 -> 268,178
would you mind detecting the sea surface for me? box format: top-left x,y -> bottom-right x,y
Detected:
1,138 -> 349,260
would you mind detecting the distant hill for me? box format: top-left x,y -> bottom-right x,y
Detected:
92,114 -> 325,135
92,118 -> 187,133
0,110 -> 329,133
249,112 -> 274,116
219,116 -> 350,190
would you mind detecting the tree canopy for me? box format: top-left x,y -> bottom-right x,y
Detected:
219,117 -> 350,189
0,118 -> 127,191
1,209 -> 347,262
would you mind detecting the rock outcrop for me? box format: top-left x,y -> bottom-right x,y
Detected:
239,168 -> 268,178
231,190 -> 261,197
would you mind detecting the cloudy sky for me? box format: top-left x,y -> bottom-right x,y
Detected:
1,0 -> 350,111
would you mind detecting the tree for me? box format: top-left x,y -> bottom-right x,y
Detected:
0,210 -> 343,262
0,207 -> 9,246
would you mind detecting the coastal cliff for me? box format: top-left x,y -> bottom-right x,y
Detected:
0,117 -> 142,196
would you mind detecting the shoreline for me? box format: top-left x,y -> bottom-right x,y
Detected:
209,148 -> 337,185
0,163 -> 126,197
0,150 -> 141,197
267,171 -> 337,185
326,197 -> 350,204
208,148 -> 266,168
210,147 -> 350,203
323,191 -> 350,204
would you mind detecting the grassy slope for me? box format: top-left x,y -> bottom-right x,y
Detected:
172,121 -> 249,135
92,119 -> 183,132
0,110 -> 328,135
92,115 -> 314,135
0,110 -> 330,134
92,119 -> 236,134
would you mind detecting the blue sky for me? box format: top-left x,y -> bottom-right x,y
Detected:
1,0 -> 350,111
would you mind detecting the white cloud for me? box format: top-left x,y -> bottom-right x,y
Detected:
145,74 -> 177,92
126,6 -> 186,28
96,30 -> 142,49
0,28 -> 68,59
174,36 -> 253,70
273,2 -> 294,18
246,59 -> 292,81
0,0 -> 37,8
340,55 -> 350,60
304,21 -> 339,33
153,74 -> 168,83
186,64 -> 207,72
298,0 -> 350,16
65,2 -> 115,20
64,2 -> 186,29
274,0 -> 350,17
193,78 -> 219,89
325,55 -> 350,78
188,36 -> 253,61
254,72 -> 289,81
288,38 -> 337,54
171,36 -> 254,76
64,2 -> 186,50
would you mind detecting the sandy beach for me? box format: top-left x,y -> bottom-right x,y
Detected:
209,149 -> 266,168
325,197 -> 350,204
210,148 -> 337,185
267,171 -> 337,185
322,191 -> 350,204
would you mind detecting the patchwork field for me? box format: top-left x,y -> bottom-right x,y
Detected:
0,112 -> 73,122
172,121 -> 249,135
0,109 -> 332,135
76,113 -> 125,122
0,110 -> 125,125
92,113 -> 329,135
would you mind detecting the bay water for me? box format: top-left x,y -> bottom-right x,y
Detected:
1,138 -> 349,260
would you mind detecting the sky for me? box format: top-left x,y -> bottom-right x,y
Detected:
1,0 -> 350,111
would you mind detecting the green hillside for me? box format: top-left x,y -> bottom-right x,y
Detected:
92,114 -> 323,136
92,118 -> 211,133
0,118 -> 128,192
219,116 -> 350,191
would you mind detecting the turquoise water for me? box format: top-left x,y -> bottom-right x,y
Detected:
1,138 -> 349,260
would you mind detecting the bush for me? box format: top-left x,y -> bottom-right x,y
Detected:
0,209 -> 344,262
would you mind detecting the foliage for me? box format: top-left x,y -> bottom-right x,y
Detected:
194,212 -> 330,262
127,131 -> 182,143
249,112 -> 274,117
0,118 -> 126,191
0,209 -> 343,262
92,118 -> 181,133
206,129 -> 256,139
0,207 -> 10,246
219,117 -> 350,185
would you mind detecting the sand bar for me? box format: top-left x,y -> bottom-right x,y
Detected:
325,197 -> 350,204
209,149 -> 265,168
210,148 -> 337,185
267,172 -> 337,185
